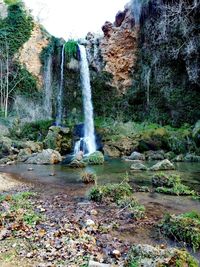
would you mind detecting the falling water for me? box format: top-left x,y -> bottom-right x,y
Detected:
43,55 -> 52,119
56,44 -> 65,126
75,45 -> 96,155
131,0 -> 142,24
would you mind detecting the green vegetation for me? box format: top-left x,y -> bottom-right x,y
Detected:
3,0 -> 21,6
159,212 -> 200,251
0,191 -> 42,228
89,181 -> 132,202
84,151 -> 104,165
0,3 -> 34,56
153,174 -> 196,196
126,245 -> 198,267
64,40 -> 79,62
117,196 -> 145,219
15,120 -> 53,141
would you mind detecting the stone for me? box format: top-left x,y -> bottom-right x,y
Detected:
25,149 -> 62,165
130,162 -> 147,171
149,159 -> 175,171
100,6 -> 137,93
184,153 -> 200,162
44,126 -> 72,155
152,174 -> 172,188
173,154 -> 184,162
88,260 -> 111,267
85,219 -> 95,227
17,148 -> 32,162
18,23 -> 50,87
90,209 -> 98,216
129,151 -> 145,161
68,159 -> 86,168
103,145 -> 121,158
146,150 -> 165,161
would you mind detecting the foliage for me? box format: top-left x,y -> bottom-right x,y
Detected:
0,191 -> 41,228
117,196 -> 145,219
64,40 -> 79,62
0,3 -> 34,56
154,174 -> 196,196
19,120 -> 53,141
84,151 -> 104,165
3,0 -> 21,5
126,245 -> 198,267
159,212 -> 200,251
89,181 -> 132,202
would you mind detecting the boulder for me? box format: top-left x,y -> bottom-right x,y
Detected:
25,149 -> 62,165
68,159 -> 86,168
145,150 -> 165,161
173,154 -> 184,162
184,153 -> 200,162
44,126 -> 72,155
0,136 -> 13,158
103,144 -> 121,157
17,148 -> 32,162
152,174 -> 172,188
130,162 -> 147,171
149,159 -> 175,171
129,151 -> 145,161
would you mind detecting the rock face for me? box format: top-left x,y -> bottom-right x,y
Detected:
25,149 -> 62,165
100,5 -> 137,93
18,24 -> 50,88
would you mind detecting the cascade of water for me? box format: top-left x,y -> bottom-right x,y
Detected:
74,45 -> 96,155
56,44 -> 65,126
43,55 -> 52,119
131,0 -> 142,24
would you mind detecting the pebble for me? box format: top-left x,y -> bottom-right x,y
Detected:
90,209 -> 98,216
85,219 -> 95,227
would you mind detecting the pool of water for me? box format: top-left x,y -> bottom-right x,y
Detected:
0,159 -> 200,192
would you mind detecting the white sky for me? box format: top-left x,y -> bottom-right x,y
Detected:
23,0 -> 129,40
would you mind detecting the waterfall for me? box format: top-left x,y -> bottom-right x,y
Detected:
131,0 -> 142,24
43,55 -> 52,119
56,44 -> 65,126
74,45 -> 96,155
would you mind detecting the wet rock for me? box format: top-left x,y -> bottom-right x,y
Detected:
68,159 -> 86,168
128,151 -> 145,161
173,154 -> 184,162
145,150 -> 165,161
149,159 -> 175,171
130,162 -> 147,171
44,126 -> 72,155
184,153 -> 200,162
25,149 -> 62,165
152,174 -> 172,188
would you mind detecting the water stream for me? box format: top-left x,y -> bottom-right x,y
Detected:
43,55 -> 52,119
74,45 -> 96,155
56,44 -> 65,126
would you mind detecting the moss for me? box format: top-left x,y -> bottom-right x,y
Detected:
65,40 -> 79,62
159,212 -> 200,251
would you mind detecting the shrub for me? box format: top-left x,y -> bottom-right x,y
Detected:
159,212 -> 200,251
89,182 -> 132,202
81,172 -> 97,184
